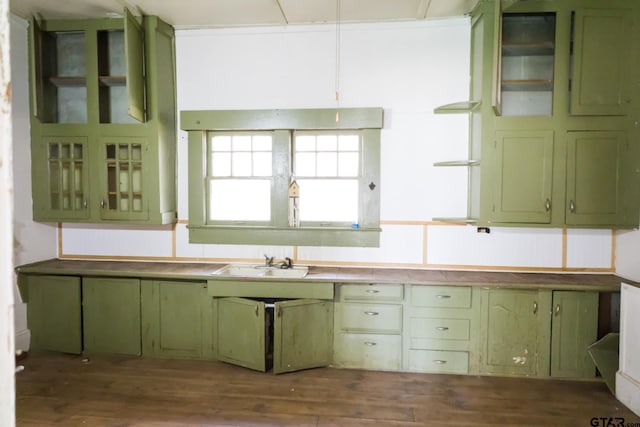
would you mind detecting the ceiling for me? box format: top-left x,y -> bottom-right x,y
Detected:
10,0 -> 480,29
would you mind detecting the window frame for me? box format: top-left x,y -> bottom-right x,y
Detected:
181,108 -> 383,247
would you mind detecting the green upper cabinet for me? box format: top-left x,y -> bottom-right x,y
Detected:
489,130 -> 554,224
570,8 -> 632,116
474,0 -> 640,229
566,131 -> 628,226
28,12 -> 176,224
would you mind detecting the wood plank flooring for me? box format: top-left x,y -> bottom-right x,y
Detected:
15,351 -> 640,426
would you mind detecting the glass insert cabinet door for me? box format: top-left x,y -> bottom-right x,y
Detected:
33,137 -> 90,220
100,138 -> 149,220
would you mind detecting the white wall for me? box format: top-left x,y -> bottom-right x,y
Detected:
10,18 -> 617,274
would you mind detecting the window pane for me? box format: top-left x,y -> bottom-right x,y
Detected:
232,152 -> 252,176
298,179 -> 358,222
317,134 -> 337,151
212,135 -> 231,151
317,152 -> 338,176
339,134 -> 359,151
252,135 -> 272,151
296,135 -> 316,151
209,179 -> 271,221
232,135 -> 251,151
295,152 -> 316,176
253,152 -> 272,176
338,152 -> 359,177
211,152 -> 231,176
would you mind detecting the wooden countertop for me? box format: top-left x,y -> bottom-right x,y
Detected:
15,258 -> 634,292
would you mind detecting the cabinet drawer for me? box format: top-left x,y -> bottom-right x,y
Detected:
338,303 -> 402,334
333,333 -> 401,371
409,317 -> 470,341
407,349 -> 469,374
411,286 -> 471,308
340,284 -> 403,302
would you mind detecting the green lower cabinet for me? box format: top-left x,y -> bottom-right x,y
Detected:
215,297 -> 333,374
273,299 -> 333,374
479,289 -> 550,377
550,291 -> 599,378
82,277 -> 141,355
141,280 -> 214,359
333,333 -> 402,371
18,274 -> 82,354
407,349 -> 469,374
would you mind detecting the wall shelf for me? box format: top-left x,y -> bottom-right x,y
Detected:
433,160 -> 480,167
434,101 -> 481,114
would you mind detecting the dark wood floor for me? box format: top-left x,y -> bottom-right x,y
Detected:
15,351 -> 640,426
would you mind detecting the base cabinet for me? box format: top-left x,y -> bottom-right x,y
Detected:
479,288 -> 598,378
141,280 -> 214,360
550,291 -> 599,378
333,283 -> 403,371
18,274 -> 82,354
82,277 -> 141,355
404,285 -> 478,375
215,297 -> 333,374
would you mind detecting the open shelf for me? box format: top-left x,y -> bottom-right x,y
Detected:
99,76 -> 127,87
433,160 -> 480,167
431,217 -> 478,224
502,41 -> 554,56
49,76 -> 87,87
434,101 -> 481,114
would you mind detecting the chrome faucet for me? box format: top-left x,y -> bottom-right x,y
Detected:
264,254 -> 274,267
264,254 -> 293,269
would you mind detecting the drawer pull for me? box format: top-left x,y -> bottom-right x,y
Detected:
364,341 -> 377,346
366,289 -> 380,294
436,295 -> 451,299
435,326 -> 449,331
433,360 -> 447,364
364,311 -> 379,316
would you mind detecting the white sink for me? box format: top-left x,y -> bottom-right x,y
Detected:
213,264 -> 309,279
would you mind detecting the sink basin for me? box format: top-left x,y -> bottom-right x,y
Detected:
212,264 -> 309,279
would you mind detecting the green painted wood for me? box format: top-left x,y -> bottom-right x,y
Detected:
566,131 -> 625,226
32,136 -> 91,221
337,303 -> 402,334
207,280 -> 334,300
180,108 -> 384,131
28,15 -> 177,225
215,297 -> 266,372
570,8 -> 632,116
28,16 -> 43,120
124,9 -> 145,122
141,280 -> 214,359
550,291 -> 599,378
333,333 -> 401,371
490,130 -> 554,224
480,289 -> 543,376
273,299 -> 333,374
82,277 -> 141,355
22,275 -> 82,354
98,136 -> 150,221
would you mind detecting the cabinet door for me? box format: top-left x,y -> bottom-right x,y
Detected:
551,291 -> 598,378
82,277 -> 141,355
570,8 -> 632,116
273,299 -> 333,374
480,289 -> 546,376
32,137 -> 90,221
566,131 -> 625,226
490,130 -> 554,223
216,297 -> 266,372
99,137 -> 149,221
141,280 -> 214,359
124,8 -> 145,122
20,275 -> 82,354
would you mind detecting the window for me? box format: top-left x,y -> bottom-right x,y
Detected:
182,108 -> 383,247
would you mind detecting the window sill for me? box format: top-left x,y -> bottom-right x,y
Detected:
187,225 -> 381,247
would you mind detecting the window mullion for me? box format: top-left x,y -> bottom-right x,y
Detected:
272,130 -> 291,227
